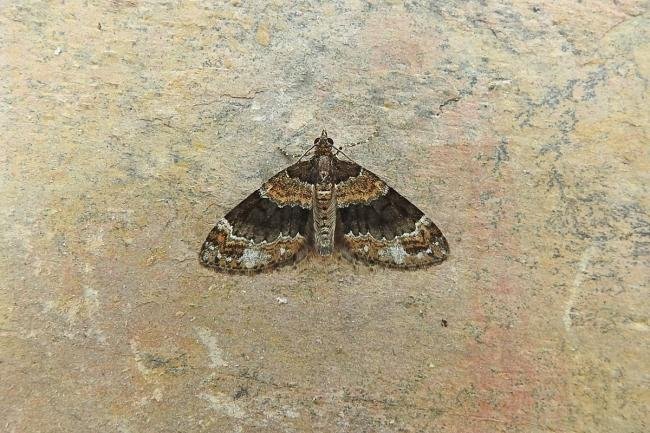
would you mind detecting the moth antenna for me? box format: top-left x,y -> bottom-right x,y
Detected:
277,146 -> 297,160
296,143 -> 317,162
332,132 -> 376,161
333,146 -> 355,163
346,130 -> 379,150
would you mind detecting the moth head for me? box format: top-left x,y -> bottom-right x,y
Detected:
314,129 -> 334,148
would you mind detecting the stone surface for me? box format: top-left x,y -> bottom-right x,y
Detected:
1,1 -> 648,432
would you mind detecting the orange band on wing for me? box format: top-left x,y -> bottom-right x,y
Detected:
260,172 -> 313,208
335,169 -> 389,207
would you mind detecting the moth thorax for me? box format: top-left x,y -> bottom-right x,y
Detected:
316,155 -> 333,183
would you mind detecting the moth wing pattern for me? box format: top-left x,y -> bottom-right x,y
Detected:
199,161 -> 313,274
335,162 -> 449,269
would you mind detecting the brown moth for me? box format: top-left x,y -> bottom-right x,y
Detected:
199,130 -> 449,273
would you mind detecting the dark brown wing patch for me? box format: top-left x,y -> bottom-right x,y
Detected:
337,181 -> 448,268
331,158 -> 362,183
339,189 -> 423,239
286,159 -> 316,182
226,191 -> 310,242
200,191 -> 310,273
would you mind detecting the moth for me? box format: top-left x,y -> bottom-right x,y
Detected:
199,130 -> 449,273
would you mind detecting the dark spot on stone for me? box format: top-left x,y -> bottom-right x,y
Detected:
142,353 -> 188,375
233,386 -> 248,400
441,319 -> 448,327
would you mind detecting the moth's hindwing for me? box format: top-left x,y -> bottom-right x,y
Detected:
199,162 -> 313,273
334,162 -> 449,269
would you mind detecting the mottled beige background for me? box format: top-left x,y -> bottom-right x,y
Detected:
1,1 -> 649,432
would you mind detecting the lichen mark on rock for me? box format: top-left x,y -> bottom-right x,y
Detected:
199,130 -> 449,273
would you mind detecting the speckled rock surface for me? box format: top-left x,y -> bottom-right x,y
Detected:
1,1 -> 648,432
